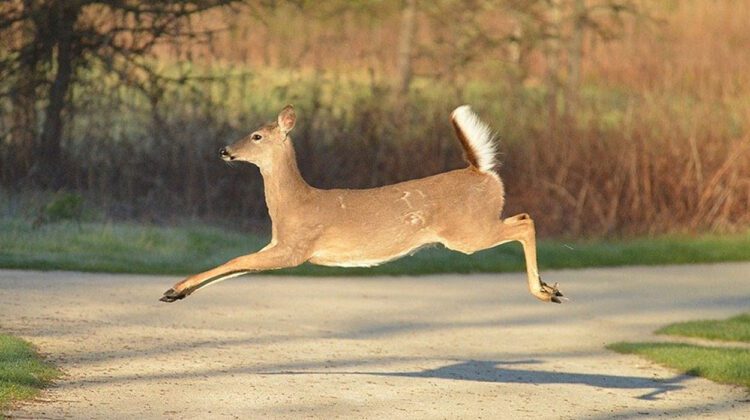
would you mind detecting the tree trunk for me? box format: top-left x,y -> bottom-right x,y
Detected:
508,19 -> 523,69
566,0 -> 586,117
545,0 -> 562,130
396,0 -> 417,97
37,2 -> 79,188
7,81 -> 37,185
4,1 -> 43,185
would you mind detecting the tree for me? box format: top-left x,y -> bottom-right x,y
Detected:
501,0 -> 642,123
0,0 -> 238,187
564,0 -> 641,116
396,0 -> 417,96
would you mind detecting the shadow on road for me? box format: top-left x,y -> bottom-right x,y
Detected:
269,359 -> 690,400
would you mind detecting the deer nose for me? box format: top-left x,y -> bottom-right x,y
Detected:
219,147 -> 230,159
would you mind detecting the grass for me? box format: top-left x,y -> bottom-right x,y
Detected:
609,313 -> 750,389
608,342 -> 750,388
657,313 -> 750,343
0,218 -> 749,276
0,334 -> 61,414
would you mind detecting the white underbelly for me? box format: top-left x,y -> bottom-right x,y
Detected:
309,243 -> 436,268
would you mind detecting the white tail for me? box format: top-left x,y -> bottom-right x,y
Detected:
451,105 -> 498,173
161,105 -> 564,305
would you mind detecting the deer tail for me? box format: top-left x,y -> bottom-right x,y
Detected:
450,105 -> 499,173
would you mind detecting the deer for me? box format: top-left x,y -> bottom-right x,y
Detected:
160,105 -> 564,304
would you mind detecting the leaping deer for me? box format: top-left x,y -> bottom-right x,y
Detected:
160,105 -> 564,304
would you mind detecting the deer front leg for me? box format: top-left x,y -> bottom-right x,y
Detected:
160,245 -> 308,303
501,213 -> 565,303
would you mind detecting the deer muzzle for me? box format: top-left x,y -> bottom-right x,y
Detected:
219,147 -> 234,161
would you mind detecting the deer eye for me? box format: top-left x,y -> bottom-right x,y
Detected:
252,134 -> 262,141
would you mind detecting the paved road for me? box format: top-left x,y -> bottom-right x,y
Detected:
1,264 -> 749,419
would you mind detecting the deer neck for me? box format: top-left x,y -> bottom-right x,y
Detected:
259,142 -> 310,219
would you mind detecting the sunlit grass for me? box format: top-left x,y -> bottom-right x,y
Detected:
610,313 -> 750,389
608,342 -> 750,388
657,313 -> 750,343
0,334 -> 61,413
1,218 -> 748,276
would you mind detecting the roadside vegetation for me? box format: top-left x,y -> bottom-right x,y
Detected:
1,217 -> 748,276
609,313 -> 750,389
657,314 -> 750,343
0,334 -> 60,415
2,2 -> 749,238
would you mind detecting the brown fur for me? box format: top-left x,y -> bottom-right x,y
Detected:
160,105 -> 564,304
451,116 -> 480,169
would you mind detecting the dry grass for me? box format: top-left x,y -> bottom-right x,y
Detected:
2,1 -> 748,237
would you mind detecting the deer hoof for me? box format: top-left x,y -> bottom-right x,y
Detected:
539,280 -> 567,304
160,288 -> 187,303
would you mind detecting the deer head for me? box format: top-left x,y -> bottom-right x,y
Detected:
219,105 -> 296,168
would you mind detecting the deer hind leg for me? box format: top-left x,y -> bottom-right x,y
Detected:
160,245 -> 308,303
441,213 -> 564,303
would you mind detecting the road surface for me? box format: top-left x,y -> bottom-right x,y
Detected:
1,264 -> 749,419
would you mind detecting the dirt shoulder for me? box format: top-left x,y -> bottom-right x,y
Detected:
2,264 -> 749,419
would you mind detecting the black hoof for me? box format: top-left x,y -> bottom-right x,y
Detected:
540,279 -> 567,304
160,288 -> 187,303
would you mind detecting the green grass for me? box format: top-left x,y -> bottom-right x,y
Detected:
609,313 -> 750,389
0,218 -> 267,275
657,313 -> 750,343
608,342 -> 750,388
1,218 -> 749,276
0,334 -> 61,413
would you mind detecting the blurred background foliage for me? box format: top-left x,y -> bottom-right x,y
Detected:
1,0 -> 749,237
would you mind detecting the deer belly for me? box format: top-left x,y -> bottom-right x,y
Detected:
309,244 -> 432,267
308,231 -> 434,268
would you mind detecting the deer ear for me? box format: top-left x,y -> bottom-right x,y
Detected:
277,105 -> 296,134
